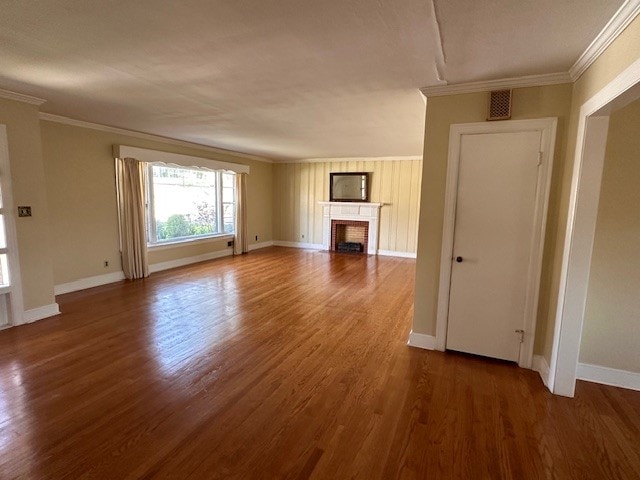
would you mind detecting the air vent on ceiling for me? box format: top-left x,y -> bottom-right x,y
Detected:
488,89 -> 512,121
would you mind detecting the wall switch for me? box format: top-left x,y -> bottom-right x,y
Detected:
17,206 -> 32,217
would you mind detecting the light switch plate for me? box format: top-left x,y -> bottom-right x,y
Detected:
17,206 -> 32,217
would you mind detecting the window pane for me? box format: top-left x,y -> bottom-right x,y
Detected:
0,254 -> 9,287
0,216 -> 6,249
222,173 -> 234,186
151,166 -> 218,241
223,187 -> 234,203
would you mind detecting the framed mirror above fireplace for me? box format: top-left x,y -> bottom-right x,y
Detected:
329,172 -> 369,202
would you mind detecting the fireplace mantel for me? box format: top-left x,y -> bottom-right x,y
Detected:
319,202 -> 383,254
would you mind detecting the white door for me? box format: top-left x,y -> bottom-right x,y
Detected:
446,131 -> 542,362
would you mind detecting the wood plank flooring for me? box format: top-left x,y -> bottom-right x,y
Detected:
0,247 -> 638,479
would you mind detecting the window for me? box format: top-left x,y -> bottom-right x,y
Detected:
147,164 -> 235,245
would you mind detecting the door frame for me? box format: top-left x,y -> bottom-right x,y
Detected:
0,125 -> 25,327
549,58 -> 640,397
435,118 -> 558,368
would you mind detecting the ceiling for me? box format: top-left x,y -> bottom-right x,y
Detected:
0,0 -> 625,161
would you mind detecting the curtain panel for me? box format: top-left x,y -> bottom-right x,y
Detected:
234,173 -> 248,255
115,157 -> 149,279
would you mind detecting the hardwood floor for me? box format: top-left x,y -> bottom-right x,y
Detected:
0,247 -> 638,479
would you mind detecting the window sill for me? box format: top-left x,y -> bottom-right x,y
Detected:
148,233 -> 234,251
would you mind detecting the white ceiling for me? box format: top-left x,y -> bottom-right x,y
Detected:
0,0 -> 625,160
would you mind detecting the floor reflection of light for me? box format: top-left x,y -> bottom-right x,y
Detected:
0,360 -> 33,475
150,269 -> 242,378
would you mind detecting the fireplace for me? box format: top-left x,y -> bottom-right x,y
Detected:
331,220 -> 369,253
319,201 -> 382,255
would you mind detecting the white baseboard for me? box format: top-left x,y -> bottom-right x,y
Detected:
377,250 -> 417,259
273,241 -> 324,250
533,354 -> 551,388
55,271 -> 126,295
407,330 -> 436,350
22,303 -> 60,324
55,249 -> 234,296
248,241 -> 274,251
577,363 -> 640,392
149,248 -> 233,273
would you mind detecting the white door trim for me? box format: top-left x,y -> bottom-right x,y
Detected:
0,125 -> 25,326
549,57 -> 640,397
435,118 -> 557,369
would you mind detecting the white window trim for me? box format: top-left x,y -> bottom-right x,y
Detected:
115,145 -> 250,174
147,233 -> 234,251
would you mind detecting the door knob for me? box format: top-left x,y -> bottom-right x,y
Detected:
455,256 -> 463,263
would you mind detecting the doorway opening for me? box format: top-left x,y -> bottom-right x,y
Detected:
550,58 -> 640,397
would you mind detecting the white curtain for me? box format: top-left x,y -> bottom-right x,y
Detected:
115,157 -> 149,279
234,173 -> 248,255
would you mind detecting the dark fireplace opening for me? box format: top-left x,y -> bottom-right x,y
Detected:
337,242 -> 364,253
331,220 -> 369,254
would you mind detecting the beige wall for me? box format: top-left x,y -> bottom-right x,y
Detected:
0,98 -> 56,311
273,160 -> 422,253
412,83 -> 573,355
40,120 -> 273,286
579,98 -> 640,373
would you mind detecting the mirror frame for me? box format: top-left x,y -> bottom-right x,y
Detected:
329,172 -> 370,202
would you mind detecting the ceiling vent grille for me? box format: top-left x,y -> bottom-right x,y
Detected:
488,89 -> 512,121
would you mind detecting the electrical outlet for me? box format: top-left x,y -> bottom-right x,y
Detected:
227,240 -> 234,247
301,234 -> 305,239
255,235 -> 258,241
104,261 -> 109,267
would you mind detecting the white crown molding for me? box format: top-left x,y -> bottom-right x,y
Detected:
0,88 -> 46,106
420,72 -> 572,97
569,0 -> 640,81
38,112 -> 274,164
277,155 -> 422,164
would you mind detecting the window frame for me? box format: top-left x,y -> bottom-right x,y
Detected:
146,163 -> 235,247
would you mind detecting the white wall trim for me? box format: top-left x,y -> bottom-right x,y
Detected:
248,241 -> 275,251
0,88 -> 46,106
550,57 -> 640,398
377,250 -> 417,259
407,330 -> 436,350
149,248 -> 233,273
577,363 -> 640,391
420,72 -> 572,97
276,155 -> 423,164
115,145 -> 250,174
533,355 -> 551,389
55,271 -> 127,295
273,241 -> 323,250
569,0 -> 640,81
39,112 -> 274,164
22,303 -> 60,324
435,118 -> 557,368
